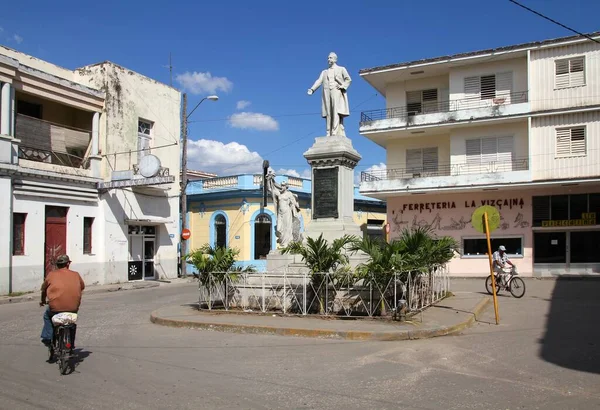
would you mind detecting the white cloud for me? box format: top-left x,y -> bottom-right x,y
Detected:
13,34 -> 23,44
187,139 -> 263,175
236,100 -> 251,110
0,27 -> 4,33
275,168 -> 311,179
229,112 -> 279,131
175,71 -> 232,95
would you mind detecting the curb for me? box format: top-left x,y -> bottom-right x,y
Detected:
0,282 -> 161,306
150,296 -> 491,341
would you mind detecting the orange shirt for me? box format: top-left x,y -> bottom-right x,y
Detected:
41,268 -> 85,312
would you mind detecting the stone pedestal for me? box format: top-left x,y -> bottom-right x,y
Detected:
266,249 -> 309,273
303,136 -> 362,243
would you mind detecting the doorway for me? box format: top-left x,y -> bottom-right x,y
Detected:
534,230 -> 600,272
128,225 -> 157,280
254,213 -> 272,259
45,206 -> 68,277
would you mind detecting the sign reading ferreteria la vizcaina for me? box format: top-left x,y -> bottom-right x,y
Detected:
400,198 -> 526,214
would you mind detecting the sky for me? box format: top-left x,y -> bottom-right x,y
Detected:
2,0 -> 599,180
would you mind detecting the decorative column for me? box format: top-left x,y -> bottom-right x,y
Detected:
1,82 -> 11,136
89,111 -> 102,178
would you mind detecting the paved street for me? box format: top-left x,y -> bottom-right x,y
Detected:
0,279 -> 598,410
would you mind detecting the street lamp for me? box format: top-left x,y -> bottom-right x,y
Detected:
180,93 -> 218,277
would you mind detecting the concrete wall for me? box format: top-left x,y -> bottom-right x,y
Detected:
531,110 -> 600,180
0,178 -> 11,294
529,41 -> 600,111
10,195 -> 103,292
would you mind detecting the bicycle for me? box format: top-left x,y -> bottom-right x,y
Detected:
48,312 -> 78,375
485,267 -> 526,298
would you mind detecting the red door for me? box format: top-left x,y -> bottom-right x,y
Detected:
45,206 -> 68,277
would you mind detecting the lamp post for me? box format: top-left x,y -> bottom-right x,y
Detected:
180,93 -> 218,277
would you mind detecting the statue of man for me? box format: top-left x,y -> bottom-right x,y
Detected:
308,52 -> 351,137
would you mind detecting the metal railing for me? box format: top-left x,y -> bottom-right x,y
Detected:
361,158 -> 529,182
360,90 -> 529,124
197,268 -> 449,317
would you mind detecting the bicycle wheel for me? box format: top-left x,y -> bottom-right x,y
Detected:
58,328 -> 70,375
485,275 -> 500,295
509,277 -> 526,298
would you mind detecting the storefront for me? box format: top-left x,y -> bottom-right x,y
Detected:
387,187 -> 600,276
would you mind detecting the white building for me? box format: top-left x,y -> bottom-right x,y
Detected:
358,32 -> 600,277
0,47 -> 181,294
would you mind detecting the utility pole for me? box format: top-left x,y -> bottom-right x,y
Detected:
180,93 -> 188,277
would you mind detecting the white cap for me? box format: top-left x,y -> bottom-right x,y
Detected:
499,245 -> 506,251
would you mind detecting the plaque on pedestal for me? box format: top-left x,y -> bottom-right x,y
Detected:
313,168 -> 338,219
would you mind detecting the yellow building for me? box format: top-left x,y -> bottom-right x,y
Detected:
186,173 -> 386,271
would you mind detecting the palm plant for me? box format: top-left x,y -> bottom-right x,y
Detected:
282,234 -> 355,313
186,244 -> 254,287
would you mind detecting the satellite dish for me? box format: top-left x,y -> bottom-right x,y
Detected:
138,154 -> 161,178
471,205 -> 500,234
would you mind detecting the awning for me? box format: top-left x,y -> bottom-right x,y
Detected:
124,217 -> 173,226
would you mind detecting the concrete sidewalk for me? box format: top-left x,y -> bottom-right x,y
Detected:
150,291 -> 491,341
0,277 -> 195,306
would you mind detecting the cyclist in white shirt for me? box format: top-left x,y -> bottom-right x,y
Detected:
492,245 -> 516,286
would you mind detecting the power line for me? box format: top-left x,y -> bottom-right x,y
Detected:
507,0 -> 600,44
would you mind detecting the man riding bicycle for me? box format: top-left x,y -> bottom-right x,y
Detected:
40,254 -> 85,349
492,245 -> 516,287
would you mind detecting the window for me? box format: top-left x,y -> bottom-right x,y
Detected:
466,136 -> 514,170
406,147 -> 438,174
83,217 -> 94,254
407,89 -> 439,115
137,119 -> 153,162
556,127 -> 586,157
555,57 -> 585,89
532,194 -> 599,227
12,213 -> 26,255
254,213 -> 272,260
464,72 -> 513,101
463,236 -> 523,258
215,214 -> 227,248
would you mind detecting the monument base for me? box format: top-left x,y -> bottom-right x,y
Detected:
266,249 -> 309,273
303,217 -> 362,244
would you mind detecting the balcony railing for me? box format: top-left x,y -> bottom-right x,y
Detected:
15,114 -> 91,169
360,91 -> 529,124
361,158 -> 529,182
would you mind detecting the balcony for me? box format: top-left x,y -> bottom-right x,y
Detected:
360,91 -> 529,134
360,158 -> 532,197
15,114 -> 91,169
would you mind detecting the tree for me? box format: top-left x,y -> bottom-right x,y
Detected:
282,234 -> 355,313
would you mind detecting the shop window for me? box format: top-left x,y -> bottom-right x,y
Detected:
462,236 -> 523,258
570,231 -> 600,263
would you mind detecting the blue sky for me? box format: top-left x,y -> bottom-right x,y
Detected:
2,0 -> 599,179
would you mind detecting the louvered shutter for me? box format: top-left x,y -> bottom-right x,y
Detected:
480,75 -> 496,100
406,149 -> 423,173
466,138 -> 482,171
481,137 -> 498,165
569,58 -> 585,87
570,127 -> 586,155
464,76 -> 480,108
555,59 -> 570,88
556,128 -> 572,157
495,72 -> 513,103
496,136 -> 514,170
422,147 -> 438,173
422,89 -> 438,113
406,91 -> 422,115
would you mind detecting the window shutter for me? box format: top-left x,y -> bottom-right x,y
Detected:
481,137 -> 498,164
406,91 -> 422,115
464,76 -> 480,99
421,89 -> 438,113
466,139 -> 482,168
496,136 -> 514,170
556,128 -> 572,157
495,72 -> 513,102
422,147 -> 438,172
555,59 -> 570,88
570,127 -> 586,155
569,57 -> 585,87
406,148 -> 423,173
480,75 -> 496,100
